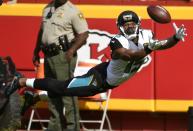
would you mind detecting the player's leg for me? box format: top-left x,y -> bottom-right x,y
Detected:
33,77 -> 104,96
17,70 -> 106,97
5,62 -> 110,97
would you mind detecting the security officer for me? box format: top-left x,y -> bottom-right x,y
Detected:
32,0 -> 88,131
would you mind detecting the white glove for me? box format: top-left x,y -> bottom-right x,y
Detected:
148,38 -> 167,50
173,22 -> 187,42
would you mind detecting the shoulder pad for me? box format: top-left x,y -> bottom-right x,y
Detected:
139,29 -> 154,43
112,35 -> 129,49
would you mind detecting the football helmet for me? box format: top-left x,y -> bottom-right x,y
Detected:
117,10 -> 141,40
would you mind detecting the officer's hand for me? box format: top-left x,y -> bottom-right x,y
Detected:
65,49 -> 74,63
173,22 -> 187,42
32,55 -> 40,67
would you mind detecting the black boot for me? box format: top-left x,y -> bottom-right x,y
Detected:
21,91 -> 40,115
21,91 -> 35,115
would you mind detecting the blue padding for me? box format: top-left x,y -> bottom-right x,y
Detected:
67,75 -> 93,88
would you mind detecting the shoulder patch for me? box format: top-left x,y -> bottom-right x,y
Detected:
78,13 -> 85,19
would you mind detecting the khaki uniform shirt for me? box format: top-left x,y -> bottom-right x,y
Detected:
41,1 -> 88,45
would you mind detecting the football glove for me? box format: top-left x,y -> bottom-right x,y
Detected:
173,22 -> 187,42
148,38 -> 167,50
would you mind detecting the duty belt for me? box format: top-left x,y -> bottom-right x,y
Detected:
41,43 -> 67,57
41,43 -> 77,57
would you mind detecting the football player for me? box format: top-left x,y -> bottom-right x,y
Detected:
4,10 -> 187,98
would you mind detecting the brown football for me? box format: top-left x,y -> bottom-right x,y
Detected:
147,5 -> 171,24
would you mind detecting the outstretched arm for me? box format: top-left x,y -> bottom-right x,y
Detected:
147,23 -> 187,50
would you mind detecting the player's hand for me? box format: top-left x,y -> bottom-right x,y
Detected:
173,22 -> 187,42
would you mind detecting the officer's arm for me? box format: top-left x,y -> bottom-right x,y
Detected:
69,11 -> 89,54
33,28 -> 43,56
68,31 -> 88,54
32,28 -> 43,66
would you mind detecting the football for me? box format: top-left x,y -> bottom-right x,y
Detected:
147,5 -> 171,24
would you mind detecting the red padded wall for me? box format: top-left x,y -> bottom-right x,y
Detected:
155,20 -> 193,100
0,16 -> 41,69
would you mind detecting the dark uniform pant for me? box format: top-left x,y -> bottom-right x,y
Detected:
44,51 -> 80,131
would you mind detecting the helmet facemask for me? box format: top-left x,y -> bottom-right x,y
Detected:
119,21 -> 140,40
117,11 -> 141,40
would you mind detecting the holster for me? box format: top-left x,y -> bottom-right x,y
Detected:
41,35 -> 77,57
58,35 -> 77,56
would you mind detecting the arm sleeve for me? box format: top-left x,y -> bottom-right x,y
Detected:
71,11 -> 88,34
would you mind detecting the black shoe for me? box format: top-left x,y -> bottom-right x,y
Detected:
21,91 -> 35,115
